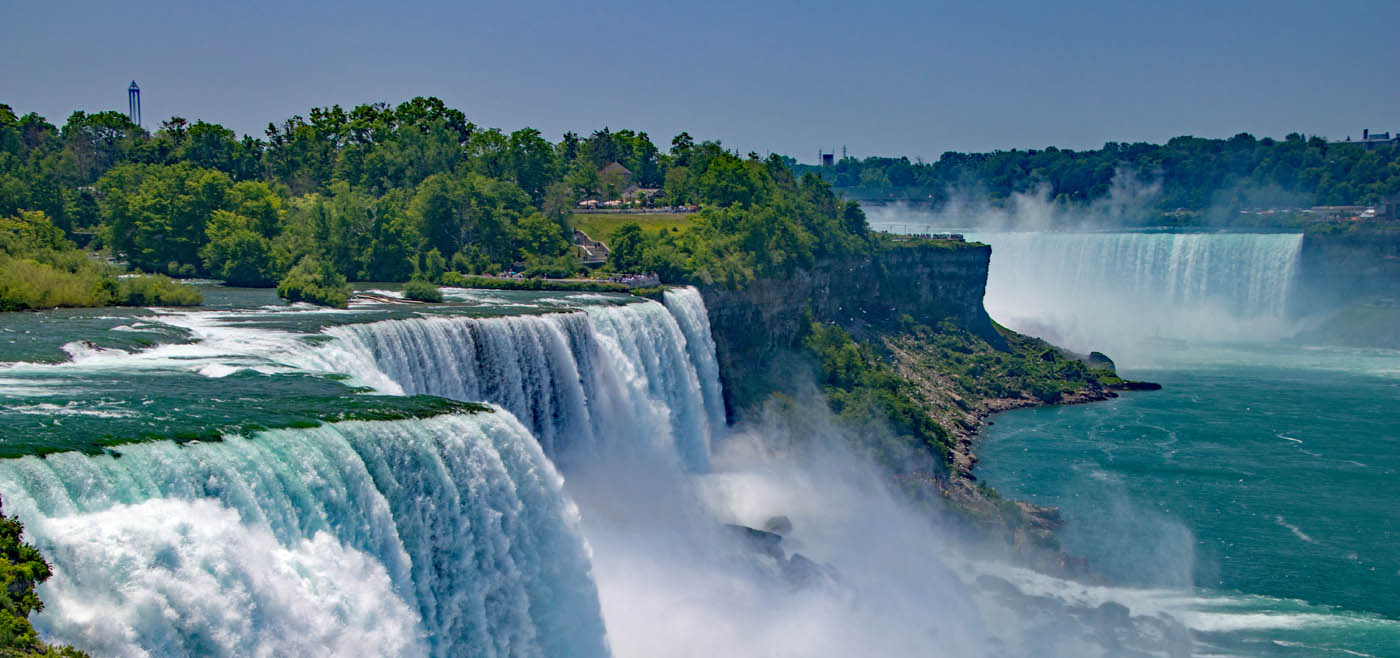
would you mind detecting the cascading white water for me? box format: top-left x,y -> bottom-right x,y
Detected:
0,413 -> 609,658
971,231 -> 1304,356
661,287 -> 727,434
301,291 -> 722,471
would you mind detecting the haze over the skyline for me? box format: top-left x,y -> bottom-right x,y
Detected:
4,0 -> 1398,162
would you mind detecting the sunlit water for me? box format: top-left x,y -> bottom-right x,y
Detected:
978,345 -> 1400,656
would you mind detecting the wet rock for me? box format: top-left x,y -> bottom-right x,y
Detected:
724,524 -> 783,560
1092,601 -> 1131,627
782,553 -> 822,587
1087,351 -> 1116,370
762,515 -> 793,536
1119,380 -> 1163,391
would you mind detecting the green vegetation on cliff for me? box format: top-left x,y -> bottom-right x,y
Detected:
0,505 -> 89,657
896,319 -> 1121,404
805,322 -> 953,463
802,317 -> 1122,477
793,314 -> 1133,564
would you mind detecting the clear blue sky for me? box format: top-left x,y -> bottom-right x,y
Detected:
4,0 -> 1397,162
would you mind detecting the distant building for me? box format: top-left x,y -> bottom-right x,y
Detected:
1307,205 -> 1371,221
1334,128 -> 1399,150
599,162 -> 633,188
821,152 -> 834,166
1383,194 -> 1400,221
1306,197 -> 1400,222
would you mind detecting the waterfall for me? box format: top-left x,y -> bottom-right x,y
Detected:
0,413 -> 609,658
300,289 -> 722,471
971,231 -> 1304,354
0,286 -> 729,656
662,287 -> 727,433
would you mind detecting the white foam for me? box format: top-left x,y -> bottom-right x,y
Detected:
31,499 -> 424,658
1274,515 -> 1319,544
7,402 -> 137,419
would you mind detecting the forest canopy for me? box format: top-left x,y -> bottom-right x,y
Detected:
0,99 -> 875,300
796,132 -> 1400,220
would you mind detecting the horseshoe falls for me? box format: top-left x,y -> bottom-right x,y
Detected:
968,231 -> 1304,360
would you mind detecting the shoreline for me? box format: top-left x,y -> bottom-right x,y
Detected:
957,380 -> 1159,577
883,328 -> 1160,578
952,380 -> 1158,478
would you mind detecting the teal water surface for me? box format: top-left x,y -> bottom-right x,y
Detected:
978,344 -> 1400,656
0,284 -> 639,453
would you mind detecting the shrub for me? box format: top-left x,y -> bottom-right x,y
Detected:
804,322 -> 953,464
117,274 -> 203,306
277,255 -> 352,307
402,279 -> 443,303
0,257 -> 112,311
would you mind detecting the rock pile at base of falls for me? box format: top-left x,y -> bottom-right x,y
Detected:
723,516 -> 834,589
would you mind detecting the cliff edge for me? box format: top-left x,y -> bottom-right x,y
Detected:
698,239 -> 1149,574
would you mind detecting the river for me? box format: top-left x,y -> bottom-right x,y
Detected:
901,222 -> 1400,657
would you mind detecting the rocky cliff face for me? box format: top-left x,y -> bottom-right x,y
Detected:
701,242 -> 996,418
1293,229 -> 1400,348
1295,229 -> 1400,313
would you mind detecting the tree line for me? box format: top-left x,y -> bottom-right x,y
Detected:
1,97 -> 874,305
798,132 -> 1400,219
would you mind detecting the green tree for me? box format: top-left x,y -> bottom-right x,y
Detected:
277,254 -> 351,307
228,180 -> 283,237
58,110 -> 146,184
363,211 -> 416,282
402,278 -> 443,302
419,248 -> 447,283
606,223 -> 647,272
96,163 -> 233,274
200,210 -> 277,286
506,128 -> 559,202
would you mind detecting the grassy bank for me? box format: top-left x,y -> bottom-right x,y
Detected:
568,213 -> 697,245
2,211 -> 203,311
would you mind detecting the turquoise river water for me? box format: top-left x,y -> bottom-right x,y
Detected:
936,226 -> 1400,657
979,345 -> 1400,657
